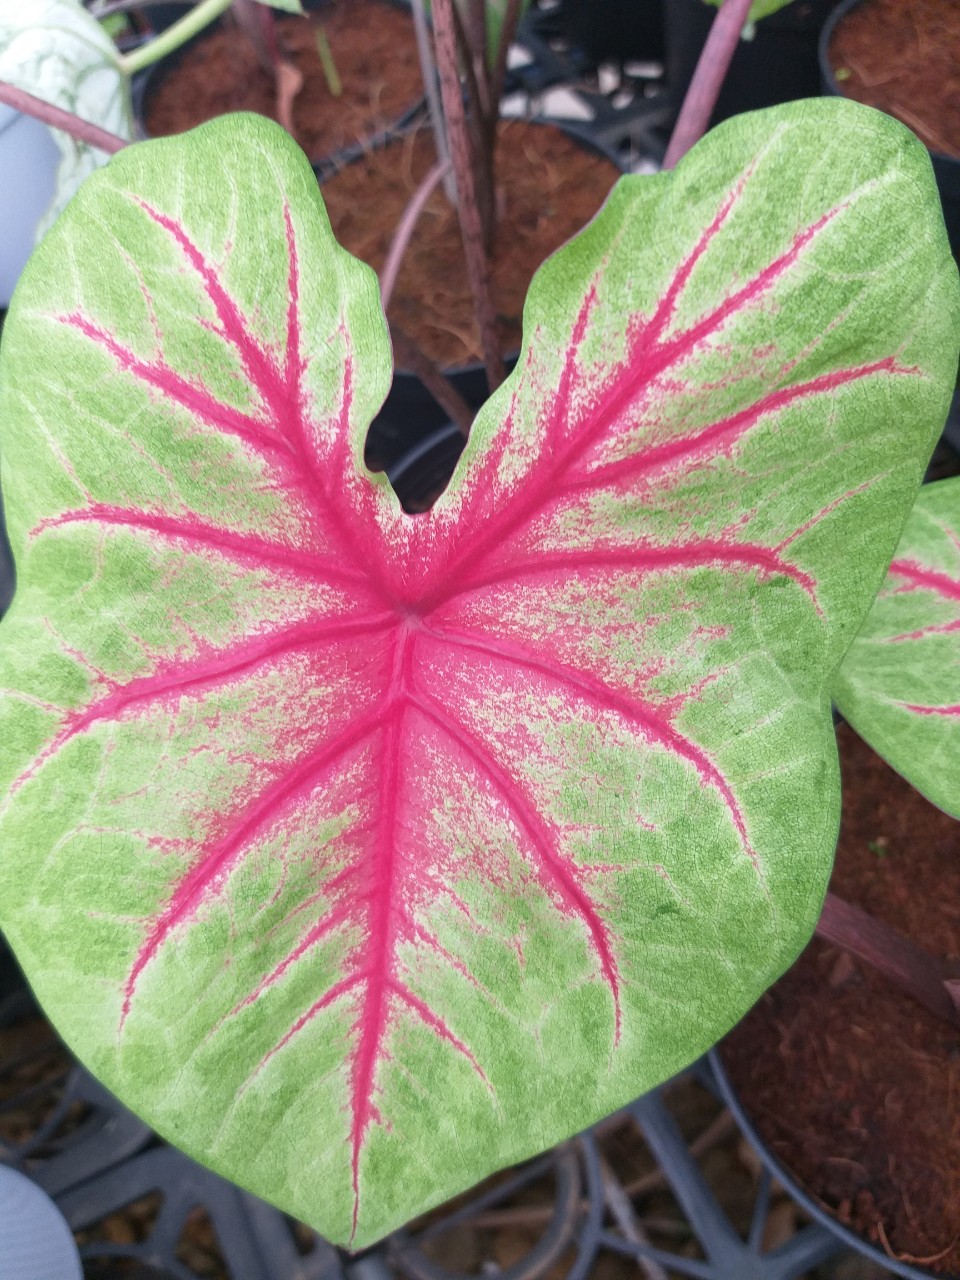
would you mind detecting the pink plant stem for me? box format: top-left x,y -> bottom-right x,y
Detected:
0,81 -> 127,155
411,0 -> 457,207
232,0 -> 281,75
390,327 -> 475,438
431,0 -> 506,394
662,0 -> 755,170
380,158 -> 452,313
817,891 -> 960,1028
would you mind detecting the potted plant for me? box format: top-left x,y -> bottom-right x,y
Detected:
0,0 -> 958,1261
135,0 -> 430,177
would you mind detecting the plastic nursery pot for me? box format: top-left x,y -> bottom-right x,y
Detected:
708,1049 -> 947,1280
664,0 -> 837,129
133,0 -> 426,179
366,359 -> 524,513
0,1165 -> 83,1280
819,0 -> 960,266
705,716 -> 960,1280
553,0 -> 665,68
0,107 -> 60,309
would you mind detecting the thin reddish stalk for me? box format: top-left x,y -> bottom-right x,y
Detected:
0,81 -> 127,154
380,159 -> 452,313
447,0 -> 495,231
465,0 -> 487,65
817,891 -> 960,1028
431,0 -> 505,394
232,0 -> 281,75
662,0 -> 755,169
411,0 -> 457,206
390,327 -> 474,437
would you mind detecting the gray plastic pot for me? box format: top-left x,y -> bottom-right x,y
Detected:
0,106 -> 60,308
0,1165 -> 83,1280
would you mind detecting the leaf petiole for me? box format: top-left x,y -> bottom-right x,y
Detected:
119,0 -> 234,76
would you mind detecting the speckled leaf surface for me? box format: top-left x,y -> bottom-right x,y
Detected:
833,478 -> 960,817
0,103 -> 957,1247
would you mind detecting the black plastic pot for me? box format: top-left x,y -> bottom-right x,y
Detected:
366,361 -> 513,512
665,0 -> 836,128
709,1048 -> 948,1280
132,0 -> 426,180
819,0 -> 960,266
555,0 -> 665,68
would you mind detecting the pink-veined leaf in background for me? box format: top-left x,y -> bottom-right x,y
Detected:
833,477 -> 960,818
0,103 -> 957,1246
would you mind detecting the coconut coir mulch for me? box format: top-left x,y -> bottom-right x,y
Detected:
722,723 -> 960,1275
828,0 -> 960,160
321,120 -> 621,368
144,0 -> 425,164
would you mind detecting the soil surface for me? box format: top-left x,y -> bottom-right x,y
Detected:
828,0 -> 960,160
722,724 -> 960,1275
144,0 -> 424,163
321,119 -> 621,368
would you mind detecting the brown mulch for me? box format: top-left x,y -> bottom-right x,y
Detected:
829,0 -> 960,160
144,0 -> 425,163
321,119 -> 621,368
722,724 -> 960,1275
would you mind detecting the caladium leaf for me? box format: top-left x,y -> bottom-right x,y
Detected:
0,0 -> 133,235
833,478 -> 960,818
0,102 -> 958,1247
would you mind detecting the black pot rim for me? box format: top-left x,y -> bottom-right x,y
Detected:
708,1046 -> 950,1280
818,0 -> 960,171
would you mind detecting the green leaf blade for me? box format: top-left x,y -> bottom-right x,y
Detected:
0,100 -> 957,1247
833,477 -> 960,817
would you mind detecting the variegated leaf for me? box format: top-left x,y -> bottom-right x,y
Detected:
833,477 -> 960,818
0,102 -> 957,1246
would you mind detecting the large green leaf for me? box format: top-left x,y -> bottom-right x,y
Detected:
0,0 -> 132,234
833,478 -> 960,817
0,101 -> 957,1246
